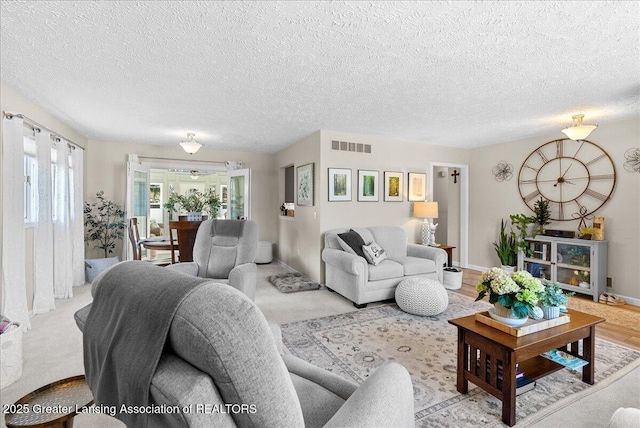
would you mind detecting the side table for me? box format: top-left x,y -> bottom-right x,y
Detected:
438,245 -> 456,267
4,375 -> 94,428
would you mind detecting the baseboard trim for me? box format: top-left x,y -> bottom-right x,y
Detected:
272,258 -> 298,273
466,264 -> 489,272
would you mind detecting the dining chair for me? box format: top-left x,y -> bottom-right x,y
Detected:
128,218 -> 142,260
168,220 -> 203,264
129,218 -> 172,266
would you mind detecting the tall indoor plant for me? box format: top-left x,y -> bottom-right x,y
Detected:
493,219 -> 518,271
84,191 -> 126,258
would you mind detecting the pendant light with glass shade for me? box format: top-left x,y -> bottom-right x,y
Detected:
180,133 -> 203,154
561,114 -> 597,140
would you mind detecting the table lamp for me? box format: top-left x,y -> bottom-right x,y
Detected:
413,201 -> 439,246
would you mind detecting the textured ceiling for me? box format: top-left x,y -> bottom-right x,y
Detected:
1,1 -> 639,152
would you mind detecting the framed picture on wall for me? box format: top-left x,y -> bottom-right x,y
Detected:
297,163 -> 314,206
328,168 -> 352,201
149,183 -> 161,208
220,184 -> 228,204
384,171 -> 403,202
408,172 -> 426,201
358,170 -> 379,202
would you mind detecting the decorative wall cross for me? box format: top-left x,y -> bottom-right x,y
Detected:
451,169 -> 460,184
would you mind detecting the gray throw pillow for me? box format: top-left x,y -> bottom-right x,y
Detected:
337,236 -> 358,255
337,230 -> 366,258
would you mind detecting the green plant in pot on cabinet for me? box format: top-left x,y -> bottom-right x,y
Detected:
538,281 -> 574,319
533,197 -> 551,234
509,213 -> 537,257
493,219 -> 518,272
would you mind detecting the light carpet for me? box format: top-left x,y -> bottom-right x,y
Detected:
282,292 -> 640,427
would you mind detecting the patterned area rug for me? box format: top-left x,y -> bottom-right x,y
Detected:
282,293 -> 640,427
267,272 -> 321,293
568,296 -> 640,332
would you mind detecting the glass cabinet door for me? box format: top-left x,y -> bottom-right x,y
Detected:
522,240 -> 552,280
556,243 -> 591,289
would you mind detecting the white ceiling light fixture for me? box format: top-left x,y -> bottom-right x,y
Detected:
561,114 -> 598,140
180,133 -> 203,154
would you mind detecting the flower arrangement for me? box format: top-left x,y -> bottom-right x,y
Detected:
475,268 -> 544,318
539,281 -> 574,307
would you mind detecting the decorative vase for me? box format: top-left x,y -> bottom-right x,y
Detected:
494,302 -> 515,318
490,303 -> 528,327
501,265 -> 516,274
579,282 -> 590,289
541,305 -> 560,320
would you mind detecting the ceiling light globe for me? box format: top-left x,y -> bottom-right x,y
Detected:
561,125 -> 597,141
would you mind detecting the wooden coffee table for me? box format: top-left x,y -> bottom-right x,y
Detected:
449,309 -> 604,426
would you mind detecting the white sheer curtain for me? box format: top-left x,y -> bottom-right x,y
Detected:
32,128 -> 55,314
53,139 -> 73,299
70,144 -> 84,287
1,116 -> 31,330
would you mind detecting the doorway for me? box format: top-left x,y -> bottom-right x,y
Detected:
125,154 -> 250,260
430,162 -> 469,268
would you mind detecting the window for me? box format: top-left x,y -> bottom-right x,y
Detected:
23,155 -> 37,223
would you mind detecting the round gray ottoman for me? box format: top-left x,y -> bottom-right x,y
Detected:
395,278 -> 449,316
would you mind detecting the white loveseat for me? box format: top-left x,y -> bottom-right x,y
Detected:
322,226 -> 447,308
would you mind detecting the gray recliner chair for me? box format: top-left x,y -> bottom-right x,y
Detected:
167,219 -> 258,300
75,262 -> 415,428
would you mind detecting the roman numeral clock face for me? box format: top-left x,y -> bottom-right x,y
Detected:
518,139 -> 616,221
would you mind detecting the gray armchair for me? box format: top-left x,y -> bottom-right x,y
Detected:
75,262 -> 415,428
167,219 -> 258,300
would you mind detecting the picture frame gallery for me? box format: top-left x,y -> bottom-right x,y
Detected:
327,170 -> 426,203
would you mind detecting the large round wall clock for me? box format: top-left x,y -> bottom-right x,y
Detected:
517,139 -> 616,221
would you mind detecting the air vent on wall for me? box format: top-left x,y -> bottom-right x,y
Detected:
331,140 -> 372,154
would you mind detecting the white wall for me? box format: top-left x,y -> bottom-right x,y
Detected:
274,132 -> 322,280
469,117 -> 640,300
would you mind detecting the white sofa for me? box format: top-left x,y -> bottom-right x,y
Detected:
322,226 -> 447,308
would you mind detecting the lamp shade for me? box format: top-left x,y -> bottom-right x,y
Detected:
413,201 -> 438,219
561,114 -> 597,141
180,133 -> 203,154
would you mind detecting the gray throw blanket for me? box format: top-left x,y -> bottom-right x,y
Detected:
83,261 -> 211,427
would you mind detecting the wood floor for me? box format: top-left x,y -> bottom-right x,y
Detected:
458,268 -> 640,352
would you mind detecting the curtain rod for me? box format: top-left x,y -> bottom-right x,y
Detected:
3,111 -> 83,151
138,156 -> 226,165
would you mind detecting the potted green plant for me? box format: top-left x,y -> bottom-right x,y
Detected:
533,197 -> 551,234
475,268 -> 544,323
84,191 -> 126,258
164,189 -> 221,220
538,281 -> 573,319
509,213 -> 537,257
493,219 -> 518,272
84,191 -> 126,282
